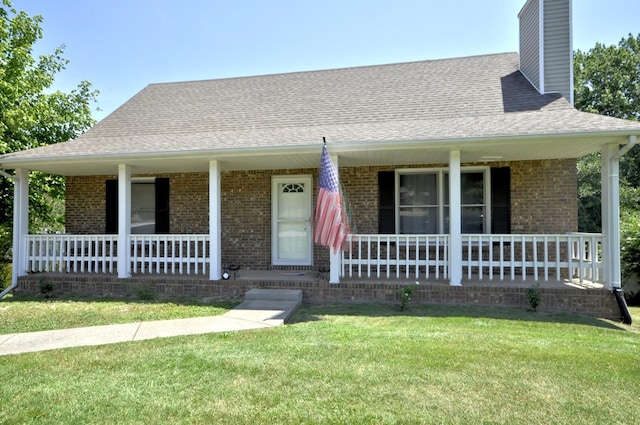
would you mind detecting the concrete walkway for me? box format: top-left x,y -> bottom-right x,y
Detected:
0,289 -> 302,356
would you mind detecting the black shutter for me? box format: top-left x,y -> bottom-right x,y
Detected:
378,171 -> 395,234
491,167 -> 511,234
155,178 -> 170,234
105,179 -> 118,234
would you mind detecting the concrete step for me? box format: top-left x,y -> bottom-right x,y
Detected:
244,288 -> 302,303
231,289 -> 303,325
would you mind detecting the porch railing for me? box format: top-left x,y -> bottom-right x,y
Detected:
130,234 -> 209,275
26,234 -> 209,276
342,234 -> 449,279
27,234 -> 118,274
342,233 -> 603,283
26,232 -> 603,283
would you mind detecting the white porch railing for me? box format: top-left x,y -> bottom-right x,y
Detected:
461,234 -> 603,283
26,234 -> 210,276
342,234 -> 450,280
26,233 -> 603,283
27,235 -> 118,274
342,233 -> 603,283
130,234 -> 209,275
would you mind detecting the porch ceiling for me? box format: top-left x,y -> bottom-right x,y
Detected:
2,132 -> 630,176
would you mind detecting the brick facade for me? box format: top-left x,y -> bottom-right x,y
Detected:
65,159 -> 578,270
16,274 -> 621,320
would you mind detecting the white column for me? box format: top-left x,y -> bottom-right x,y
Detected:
329,154 -> 341,284
117,164 -> 132,278
11,168 -> 29,287
601,144 -> 621,289
449,151 -> 462,286
209,160 -> 222,280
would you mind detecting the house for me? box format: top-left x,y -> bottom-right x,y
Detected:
2,0 -> 639,318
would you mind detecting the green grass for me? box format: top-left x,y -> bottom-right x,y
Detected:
1,299 -> 639,424
0,294 -> 238,333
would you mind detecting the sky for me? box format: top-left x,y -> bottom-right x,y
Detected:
10,0 -> 640,122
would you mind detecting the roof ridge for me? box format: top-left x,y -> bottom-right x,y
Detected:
147,52 -> 520,87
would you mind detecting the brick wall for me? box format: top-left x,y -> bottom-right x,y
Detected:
65,159 -> 578,269
66,175 -> 113,234
170,172 -> 208,234
16,274 -> 622,320
510,159 -> 578,233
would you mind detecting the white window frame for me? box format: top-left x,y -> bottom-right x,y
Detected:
395,167 -> 491,234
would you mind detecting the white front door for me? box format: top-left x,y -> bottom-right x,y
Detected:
272,175 -> 313,266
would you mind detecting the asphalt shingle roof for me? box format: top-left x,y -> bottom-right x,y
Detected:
2,52 -> 640,163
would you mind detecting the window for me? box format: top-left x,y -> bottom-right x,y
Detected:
131,181 -> 156,234
378,167 -> 510,235
105,178 -> 170,234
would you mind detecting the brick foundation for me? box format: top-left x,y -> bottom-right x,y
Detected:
16,274 -> 622,320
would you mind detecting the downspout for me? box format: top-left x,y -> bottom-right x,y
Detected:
0,169 -> 13,181
0,170 -> 15,298
610,135 -> 637,324
615,135 -> 637,160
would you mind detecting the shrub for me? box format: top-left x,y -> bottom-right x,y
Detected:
0,261 -> 11,291
38,278 -> 55,297
526,284 -> 541,311
134,284 -> 156,301
621,211 -> 640,304
397,284 -> 418,311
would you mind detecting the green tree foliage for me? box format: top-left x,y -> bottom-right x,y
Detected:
574,34 -> 640,229
0,0 -> 98,256
574,33 -> 640,296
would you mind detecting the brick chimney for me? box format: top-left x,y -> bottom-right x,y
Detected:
518,0 -> 573,105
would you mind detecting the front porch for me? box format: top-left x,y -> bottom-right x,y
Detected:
15,231 -> 623,320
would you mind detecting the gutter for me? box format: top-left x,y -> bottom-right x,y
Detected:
2,128 -> 640,169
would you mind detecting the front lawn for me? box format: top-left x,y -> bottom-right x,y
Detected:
1,301 -> 638,424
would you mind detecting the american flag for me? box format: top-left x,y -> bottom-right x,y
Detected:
314,144 -> 349,253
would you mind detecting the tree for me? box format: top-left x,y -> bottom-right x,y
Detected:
574,34 -> 640,230
0,0 -> 98,262
574,33 -> 640,299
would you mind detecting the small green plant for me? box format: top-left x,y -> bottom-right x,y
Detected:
133,284 -> 156,301
398,284 -> 418,311
0,261 -> 11,291
526,283 -> 541,311
38,278 -> 55,297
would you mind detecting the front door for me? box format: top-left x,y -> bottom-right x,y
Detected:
272,175 -> 312,265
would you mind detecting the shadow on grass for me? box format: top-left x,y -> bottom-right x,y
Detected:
289,302 -> 629,332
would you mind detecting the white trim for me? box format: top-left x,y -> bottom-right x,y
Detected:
209,160 -> 222,280
117,164 -> 132,278
131,177 -> 156,183
602,144 -> 621,289
568,0 -> 574,105
449,151 -> 462,286
11,169 -> 29,287
329,155 -> 341,284
271,174 -> 313,266
538,0 -> 545,94
395,166 -> 490,235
